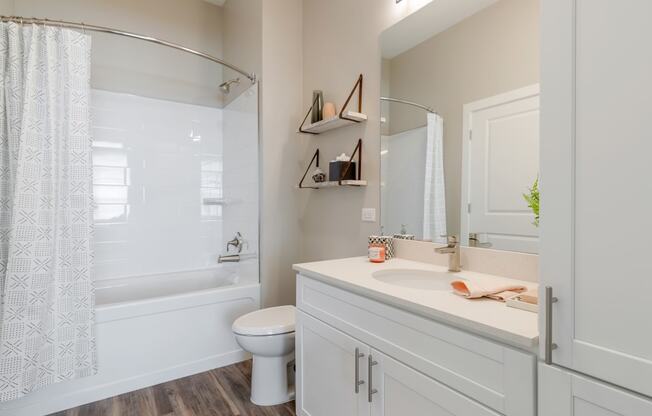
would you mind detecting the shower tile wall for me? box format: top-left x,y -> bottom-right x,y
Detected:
91,90 -> 224,280
222,85 -> 259,283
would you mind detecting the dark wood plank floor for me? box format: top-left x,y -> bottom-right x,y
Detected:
50,360 -> 296,416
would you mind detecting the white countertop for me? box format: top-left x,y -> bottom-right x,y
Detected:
293,257 -> 539,350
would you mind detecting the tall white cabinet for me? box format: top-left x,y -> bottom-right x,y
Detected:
540,0 -> 652,413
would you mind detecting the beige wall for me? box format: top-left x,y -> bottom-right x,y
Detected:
259,0 -> 303,307
13,0 -> 226,107
386,0 -> 540,234
300,1 -> 429,262
223,0 -> 262,104
0,0 -> 14,14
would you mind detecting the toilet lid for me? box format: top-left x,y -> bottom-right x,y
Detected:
232,305 -> 295,336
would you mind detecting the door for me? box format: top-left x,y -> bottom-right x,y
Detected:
296,310 -> 370,416
369,349 -> 499,416
540,0 -> 652,397
461,85 -> 540,254
539,364 -> 652,416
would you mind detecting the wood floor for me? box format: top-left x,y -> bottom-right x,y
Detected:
50,361 -> 296,416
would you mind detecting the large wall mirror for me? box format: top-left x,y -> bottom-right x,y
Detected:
380,0 -> 540,253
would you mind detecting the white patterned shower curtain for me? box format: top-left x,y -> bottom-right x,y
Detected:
422,112 -> 447,243
0,23 -> 96,401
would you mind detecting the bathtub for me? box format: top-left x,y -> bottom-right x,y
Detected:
0,267 -> 260,416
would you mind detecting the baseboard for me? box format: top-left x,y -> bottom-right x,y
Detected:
0,349 -> 251,416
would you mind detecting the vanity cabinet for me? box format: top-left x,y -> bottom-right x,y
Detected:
296,311 -> 500,416
296,312 -> 370,416
540,0 -> 652,407
295,274 -> 536,416
369,350 -> 500,416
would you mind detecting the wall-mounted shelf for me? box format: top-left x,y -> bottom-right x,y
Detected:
298,139 -> 364,189
310,180 -> 367,188
298,74 -> 366,135
299,111 -> 367,134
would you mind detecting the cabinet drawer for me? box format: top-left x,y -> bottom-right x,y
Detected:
297,274 -> 536,416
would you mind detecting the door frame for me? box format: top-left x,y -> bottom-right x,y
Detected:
460,84 -> 541,249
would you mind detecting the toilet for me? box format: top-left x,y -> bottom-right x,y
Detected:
232,305 -> 296,406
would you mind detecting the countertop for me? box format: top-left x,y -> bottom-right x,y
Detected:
293,257 -> 539,350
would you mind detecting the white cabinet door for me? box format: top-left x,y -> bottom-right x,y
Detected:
296,310 -> 370,416
369,349 -> 500,416
462,85 -> 540,254
540,0 -> 652,396
539,364 -> 652,416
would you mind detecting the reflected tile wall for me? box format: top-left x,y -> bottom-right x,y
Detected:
91,90 -> 224,280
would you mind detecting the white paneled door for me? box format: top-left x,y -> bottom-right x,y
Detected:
539,364 -> 652,416
296,311 -> 370,416
541,0 -> 652,399
461,85 -> 540,254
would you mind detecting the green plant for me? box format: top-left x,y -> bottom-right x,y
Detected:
523,177 -> 540,227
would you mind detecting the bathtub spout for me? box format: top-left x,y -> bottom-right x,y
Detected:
218,254 -> 240,263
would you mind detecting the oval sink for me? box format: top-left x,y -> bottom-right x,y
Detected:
372,269 -> 457,291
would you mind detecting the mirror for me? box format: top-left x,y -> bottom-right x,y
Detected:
380,0 -> 540,254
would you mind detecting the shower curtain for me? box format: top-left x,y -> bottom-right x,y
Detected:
422,112 -> 447,243
0,23 -> 96,401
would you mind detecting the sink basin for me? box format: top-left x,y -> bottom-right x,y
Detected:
372,269 -> 458,291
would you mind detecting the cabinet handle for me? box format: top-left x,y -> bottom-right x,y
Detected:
355,348 -> 365,393
368,354 -> 378,402
545,286 -> 558,365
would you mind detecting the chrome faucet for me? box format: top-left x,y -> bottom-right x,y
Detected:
218,253 -> 241,263
435,235 -> 461,272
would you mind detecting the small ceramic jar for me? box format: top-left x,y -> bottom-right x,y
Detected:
322,102 -> 337,119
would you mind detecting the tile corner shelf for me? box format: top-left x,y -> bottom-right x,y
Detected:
298,111 -> 367,135
202,198 -> 242,205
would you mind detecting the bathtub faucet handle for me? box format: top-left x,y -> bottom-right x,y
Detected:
227,232 -> 245,254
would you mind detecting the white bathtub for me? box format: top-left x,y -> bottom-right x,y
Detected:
0,267 -> 260,416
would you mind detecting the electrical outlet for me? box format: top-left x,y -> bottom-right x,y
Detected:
361,208 -> 376,222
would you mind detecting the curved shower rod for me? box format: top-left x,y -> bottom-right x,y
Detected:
380,96 -> 436,114
0,15 -> 257,84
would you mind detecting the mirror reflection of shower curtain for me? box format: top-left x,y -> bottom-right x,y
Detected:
423,113 -> 447,243
0,22 -> 96,401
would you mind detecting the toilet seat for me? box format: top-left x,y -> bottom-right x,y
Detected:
233,305 -> 295,336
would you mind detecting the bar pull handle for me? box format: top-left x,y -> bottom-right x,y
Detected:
368,354 -> 378,402
545,286 -> 558,365
354,348 -> 365,393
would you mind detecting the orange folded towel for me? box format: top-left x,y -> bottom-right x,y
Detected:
451,280 -> 527,302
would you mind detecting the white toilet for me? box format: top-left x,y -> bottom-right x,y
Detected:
232,305 -> 296,406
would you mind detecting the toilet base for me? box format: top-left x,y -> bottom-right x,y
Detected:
250,352 -> 295,406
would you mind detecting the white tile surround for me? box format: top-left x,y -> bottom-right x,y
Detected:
393,238 -> 538,283
222,85 -> 259,281
91,88 -> 258,281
